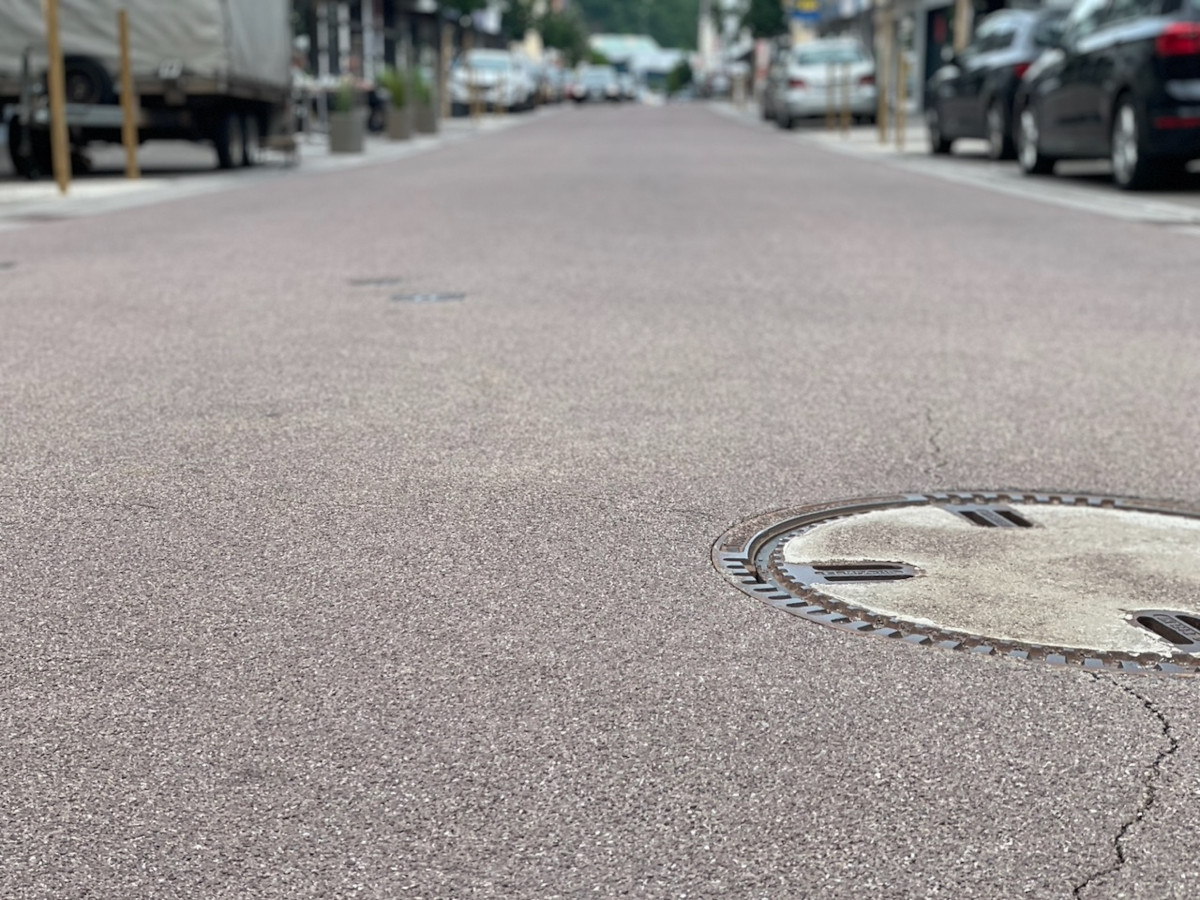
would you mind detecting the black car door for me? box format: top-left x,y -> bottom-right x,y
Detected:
964,17 -> 1024,137
958,18 -> 1004,136
1082,0 -> 1165,154
942,17 -> 1000,135
1045,0 -> 1112,153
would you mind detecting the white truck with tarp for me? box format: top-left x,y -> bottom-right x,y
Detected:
0,0 -> 292,177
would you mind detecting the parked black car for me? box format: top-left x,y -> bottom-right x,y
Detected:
926,7 -> 1069,159
1015,0 -> 1200,189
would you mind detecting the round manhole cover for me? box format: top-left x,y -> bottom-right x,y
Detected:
714,492 -> 1200,676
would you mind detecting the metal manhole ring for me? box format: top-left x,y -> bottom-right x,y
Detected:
713,491 -> 1200,676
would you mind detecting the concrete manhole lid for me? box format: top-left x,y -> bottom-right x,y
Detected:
714,492 -> 1200,675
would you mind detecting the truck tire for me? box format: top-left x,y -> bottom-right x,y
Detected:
6,120 -> 52,180
62,55 -> 114,104
212,110 -> 244,170
241,113 -> 261,167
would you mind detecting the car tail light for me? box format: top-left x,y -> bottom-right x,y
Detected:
789,77 -> 807,88
1155,115 -> 1200,128
1156,22 -> 1200,57
859,74 -> 875,86
1013,62 -> 1031,79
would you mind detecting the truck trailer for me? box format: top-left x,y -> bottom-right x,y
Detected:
0,0 -> 292,177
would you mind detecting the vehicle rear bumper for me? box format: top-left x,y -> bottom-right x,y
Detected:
1148,104 -> 1200,157
784,87 -> 876,118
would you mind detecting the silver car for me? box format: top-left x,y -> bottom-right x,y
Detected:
571,65 -> 621,103
450,50 -> 535,114
776,39 -> 877,129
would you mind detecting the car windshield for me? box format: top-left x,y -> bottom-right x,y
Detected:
1032,12 -> 1067,47
792,44 -> 866,65
464,54 -> 510,72
582,67 -> 615,85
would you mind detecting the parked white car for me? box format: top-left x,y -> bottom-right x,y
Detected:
450,49 -> 535,114
776,38 -> 876,130
571,65 -> 621,103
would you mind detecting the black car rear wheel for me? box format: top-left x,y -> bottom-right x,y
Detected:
986,100 -> 1015,161
927,105 -> 952,155
1111,96 -> 1160,191
1017,103 -> 1055,175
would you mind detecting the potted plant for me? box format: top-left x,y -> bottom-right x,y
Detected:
378,67 -> 412,141
413,68 -> 437,135
328,79 -> 364,153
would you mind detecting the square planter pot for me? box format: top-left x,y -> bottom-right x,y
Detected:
329,111 -> 364,154
387,105 -> 412,141
415,103 -> 438,135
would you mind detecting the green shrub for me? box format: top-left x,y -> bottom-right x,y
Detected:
333,79 -> 357,113
412,68 -> 433,106
667,60 -> 692,95
378,67 -> 408,108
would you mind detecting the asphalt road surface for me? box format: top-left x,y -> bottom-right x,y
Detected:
3,104 -> 1200,898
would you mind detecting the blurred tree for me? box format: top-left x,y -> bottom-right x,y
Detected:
575,0 -> 700,50
741,0 -> 787,39
666,58 -> 692,94
540,10 -> 592,65
502,0 -> 536,43
442,0 -> 490,19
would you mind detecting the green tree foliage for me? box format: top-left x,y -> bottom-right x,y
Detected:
575,0 -> 701,50
666,58 -> 693,94
444,0 -> 490,16
502,0 -> 535,42
740,0 -> 786,39
540,10 -> 592,66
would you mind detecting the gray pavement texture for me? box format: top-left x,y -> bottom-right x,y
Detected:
2,104 -> 1199,898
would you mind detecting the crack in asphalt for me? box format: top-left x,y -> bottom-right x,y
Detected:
1072,675 -> 1181,898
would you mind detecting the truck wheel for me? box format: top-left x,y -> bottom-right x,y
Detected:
212,111 -> 244,170
6,120 -> 52,180
63,56 -> 114,104
241,113 -> 261,167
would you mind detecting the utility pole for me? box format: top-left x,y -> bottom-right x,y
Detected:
118,8 -> 141,179
953,0 -> 973,52
43,0 -> 71,193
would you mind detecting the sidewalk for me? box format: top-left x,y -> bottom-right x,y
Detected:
711,99 -> 1200,231
0,112 -> 541,232
711,99 -> 964,159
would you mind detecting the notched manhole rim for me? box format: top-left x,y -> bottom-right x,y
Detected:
713,490 -> 1200,677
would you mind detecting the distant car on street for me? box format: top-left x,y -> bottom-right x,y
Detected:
618,72 -> 638,101
775,38 -> 876,130
450,49 -> 535,114
926,7 -> 1069,160
540,66 -> 567,104
1014,0 -> 1200,189
572,65 -> 621,103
